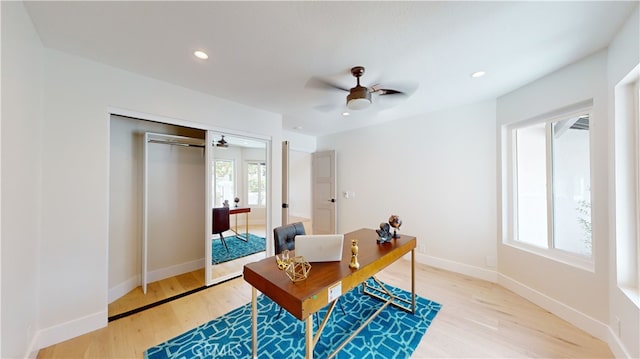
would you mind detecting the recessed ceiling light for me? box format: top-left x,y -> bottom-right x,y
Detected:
471,71 -> 486,78
194,50 -> 209,60
342,112 -> 350,116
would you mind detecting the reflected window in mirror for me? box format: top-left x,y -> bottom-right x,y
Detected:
247,161 -> 266,206
214,159 -> 235,207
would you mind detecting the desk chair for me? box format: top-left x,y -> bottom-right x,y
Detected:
273,222 -> 345,321
212,207 -> 230,253
274,222 -> 306,254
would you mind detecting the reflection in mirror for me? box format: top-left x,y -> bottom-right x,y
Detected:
108,115 -> 208,320
107,116 -> 269,320
209,133 -> 268,285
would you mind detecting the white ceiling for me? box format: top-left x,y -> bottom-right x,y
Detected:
24,1 -> 636,136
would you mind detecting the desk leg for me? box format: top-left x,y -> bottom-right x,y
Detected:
305,316 -> 313,359
411,249 -> 416,314
231,212 -> 249,242
251,287 -> 257,358
245,212 -> 249,240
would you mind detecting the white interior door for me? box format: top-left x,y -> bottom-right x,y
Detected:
312,150 -> 337,234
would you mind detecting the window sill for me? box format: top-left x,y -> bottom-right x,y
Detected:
503,241 -> 595,272
619,286 -> 640,309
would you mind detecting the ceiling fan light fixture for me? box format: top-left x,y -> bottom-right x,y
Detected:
215,135 -> 229,148
346,86 -> 371,110
194,50 -> 209,60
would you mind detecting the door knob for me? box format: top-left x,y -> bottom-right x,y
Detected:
329,198 -> 336,203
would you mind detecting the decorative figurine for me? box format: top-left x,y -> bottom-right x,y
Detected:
234,197 -> 240,207
388,215 -> 402,238
376,222 -> 392,243
275,250 -> 290,270
284,256 -> 312,282
223,199 -> 230,207
349,239 -> 360,269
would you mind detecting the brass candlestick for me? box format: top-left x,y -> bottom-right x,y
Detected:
349,239 -> 360,269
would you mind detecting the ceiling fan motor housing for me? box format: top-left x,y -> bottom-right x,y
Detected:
347,86 -> 371,110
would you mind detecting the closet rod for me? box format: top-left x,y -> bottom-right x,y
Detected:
147,139 -> 205,148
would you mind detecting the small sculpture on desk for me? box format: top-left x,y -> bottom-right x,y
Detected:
223,199 -> 230,207
388,215 -> 402,238
234,197 -> 240,207
376,222 -> 392,243
284,256 -> 312,282
349,239 -> 360,269
275,250 -> 290,270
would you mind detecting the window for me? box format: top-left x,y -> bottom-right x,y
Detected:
214,159 -> 234,207
614,67 -> 639,300
636,79 -> 640,294
507,106 -> 593,264
246,161 -> 266,206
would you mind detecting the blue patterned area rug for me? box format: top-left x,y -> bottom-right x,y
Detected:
212,234 -> 266,265
144,279 -> 441,359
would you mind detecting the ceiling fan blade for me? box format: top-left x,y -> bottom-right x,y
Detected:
377,88 -> 405,96
371,81 -> 419,97
305,76 -> 350,92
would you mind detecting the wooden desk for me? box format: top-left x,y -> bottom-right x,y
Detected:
229,207 -> 250,242
243,228 -> 416,359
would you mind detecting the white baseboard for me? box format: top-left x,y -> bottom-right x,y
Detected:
414,252 -> 498,283
30,310 -> 106,355
411,255 -> 633,357
498,273 -> 610,342
607,325 -> 633,359
147,258 -> 204,283
108,275 -> 139,304
109,259 -> 205,304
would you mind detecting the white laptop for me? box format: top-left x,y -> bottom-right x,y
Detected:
294,234 -> 344,262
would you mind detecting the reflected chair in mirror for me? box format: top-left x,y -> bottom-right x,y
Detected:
213,207 -> 230,253
272,222 -> 345,320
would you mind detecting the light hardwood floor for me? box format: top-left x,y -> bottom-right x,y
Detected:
109,225 -> 269,318
39,258 -> 612,358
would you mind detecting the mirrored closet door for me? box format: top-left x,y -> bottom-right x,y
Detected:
206,131 -> 269,285
108,115 -> 270,318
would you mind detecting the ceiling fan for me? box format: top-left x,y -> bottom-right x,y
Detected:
308,66 -> 415,111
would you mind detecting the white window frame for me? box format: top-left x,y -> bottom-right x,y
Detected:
634,78 -> 640,295
636,79 -> 640,294
213,158 -> 236,208
245,160 -> 266,207
613,66 -> 640,306
503,101 -> 595,271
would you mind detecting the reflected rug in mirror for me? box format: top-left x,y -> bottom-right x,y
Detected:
212,234 -> 266,264
144,279 -> 441,359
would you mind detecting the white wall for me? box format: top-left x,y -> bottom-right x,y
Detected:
318,100 -> 498,278
607,5 -> 640,358
1,2 -> 44,358
282,129 -> 316,153
2,3 -> 283,354
497,49 -> 613,341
